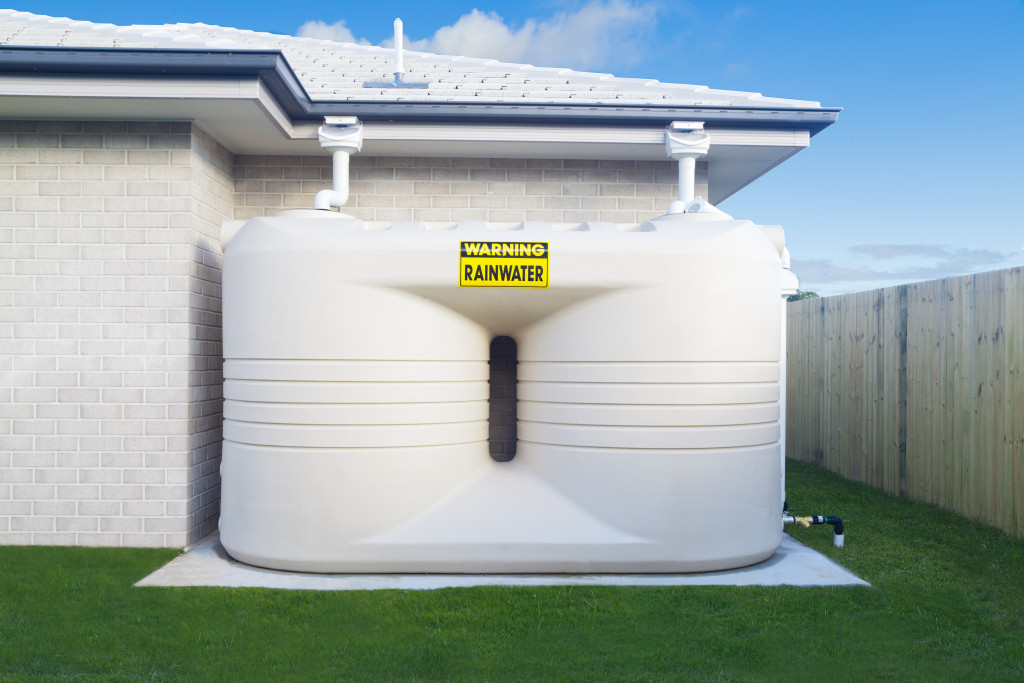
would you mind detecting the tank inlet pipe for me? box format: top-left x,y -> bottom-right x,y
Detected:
313,117 -> 364,211
393,18 -> 405,84
783,514 -> 846,547
665,121 -> 710,214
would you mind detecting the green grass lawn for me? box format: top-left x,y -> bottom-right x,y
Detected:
2,459 -> 1023,682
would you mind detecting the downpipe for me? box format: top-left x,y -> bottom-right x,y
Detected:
313,116 -> 364,211
664,121 -> 712,215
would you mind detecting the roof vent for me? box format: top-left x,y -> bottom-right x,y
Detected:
362,18 -> 430,89
393,18 -> 405,84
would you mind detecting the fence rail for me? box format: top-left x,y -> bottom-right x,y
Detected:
787,267 -> 1024,538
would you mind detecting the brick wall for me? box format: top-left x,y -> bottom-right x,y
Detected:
0,121 -> 230,547
234,155 -> 707,223
184,126 -> 232,544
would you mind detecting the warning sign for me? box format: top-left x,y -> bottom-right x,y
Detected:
459,241 -> 549,288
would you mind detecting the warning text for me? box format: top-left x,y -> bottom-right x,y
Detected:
459,241 -> 549,288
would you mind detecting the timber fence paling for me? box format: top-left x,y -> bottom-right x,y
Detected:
834,294 -> 849,477
987,271 -> 1005,529
895,284 -> 909,498
933,277 -> 947,507
848,293 -> 862,481
1011,266 -> 1019,532
1009,267 -> 1024,536
786,266 -> 1024,540
954,274 -> 971,518
876,288 -> 891,493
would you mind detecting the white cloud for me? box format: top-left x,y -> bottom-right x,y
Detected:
298,2 -> 660,71
401,10 -> 530,62
847,244 -> 952,260
296,19 -> 370,45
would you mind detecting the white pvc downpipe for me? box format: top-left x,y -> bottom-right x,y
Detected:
313,117 -> 364,211
676,155 -> 697,206
313,152 -> 351,210
312,152 -> 353,211
665,121 -> 711,215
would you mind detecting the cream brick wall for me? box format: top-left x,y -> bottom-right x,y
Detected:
0,121 -> 229,547
234,155 -> 708,223
183,126 -> 231,544
3,119 -> 709,549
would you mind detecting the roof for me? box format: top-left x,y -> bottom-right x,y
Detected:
0,9 -> 822,109
0,9 -> 839,201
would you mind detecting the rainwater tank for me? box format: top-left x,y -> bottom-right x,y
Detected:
218,210 -> 786,573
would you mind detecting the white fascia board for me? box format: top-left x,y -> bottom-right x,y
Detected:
364,123 -> 661,159
0,72 -> 259,99
354,122 -> 807,146
709,128 -> 810,148
351,123 -> 809,161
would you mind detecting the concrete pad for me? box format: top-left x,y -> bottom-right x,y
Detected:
136,533 -> 869,590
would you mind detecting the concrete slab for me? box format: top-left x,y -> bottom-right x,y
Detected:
136,533 -> 869,590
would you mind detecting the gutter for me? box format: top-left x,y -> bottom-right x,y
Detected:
0,46 -> 311,120
0,46 -> 840,136
305,102 -> 840,135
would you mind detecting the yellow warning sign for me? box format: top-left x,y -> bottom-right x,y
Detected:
459,241 -> 549,288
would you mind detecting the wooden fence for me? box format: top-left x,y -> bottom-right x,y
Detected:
786,267 -> 1024,538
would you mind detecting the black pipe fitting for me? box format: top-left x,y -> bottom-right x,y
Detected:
823,516 -> 844,536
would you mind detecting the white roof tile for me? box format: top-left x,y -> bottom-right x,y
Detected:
0,9 -> 822,108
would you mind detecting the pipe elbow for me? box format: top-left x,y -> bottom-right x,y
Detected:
313,190 -> 332,211
313,189 -> 348,211
825,516 -> 844,536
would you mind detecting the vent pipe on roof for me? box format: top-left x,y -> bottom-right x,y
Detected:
313,117 -> 364,211
393,18 -> 405,84
665,121 -> 711,215
362,18 -> 428,89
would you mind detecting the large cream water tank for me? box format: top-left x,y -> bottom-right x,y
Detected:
218,209 -> 786,573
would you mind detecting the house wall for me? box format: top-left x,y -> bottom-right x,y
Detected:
182,126 -> 232,545
234,155 -> 707,223
2,119 -> 700,548
0,120 -> 231,547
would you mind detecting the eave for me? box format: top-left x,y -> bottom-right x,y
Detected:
0,47 -> 840,202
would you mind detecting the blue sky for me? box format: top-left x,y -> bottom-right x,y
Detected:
14,0 -> 1024,295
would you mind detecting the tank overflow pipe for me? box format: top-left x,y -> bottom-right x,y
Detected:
393,18 -> 405,84
665,121 -> 710,214
313,117 -> 364,211
783,514 -> 846,547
